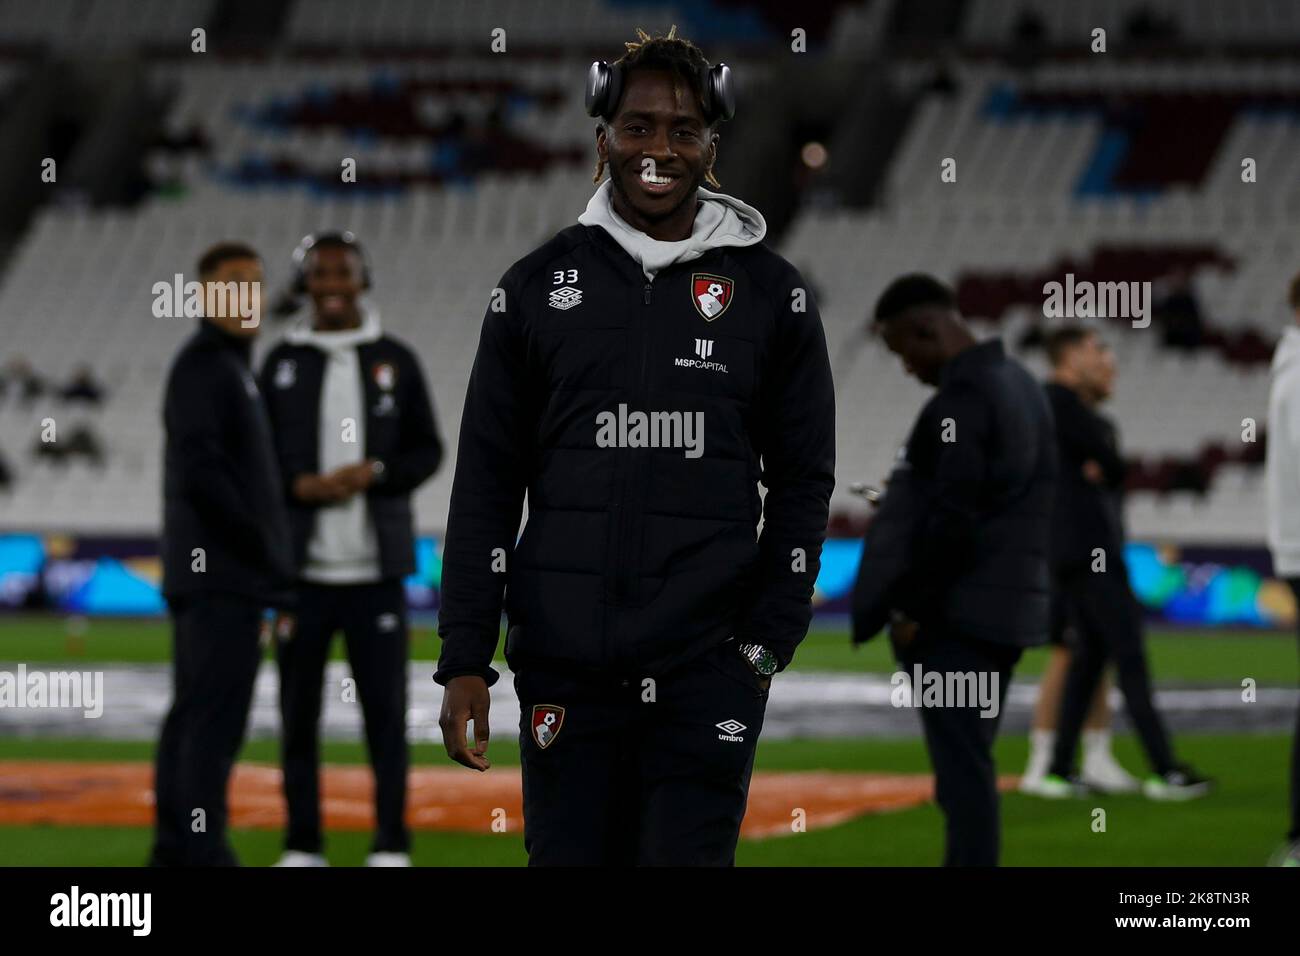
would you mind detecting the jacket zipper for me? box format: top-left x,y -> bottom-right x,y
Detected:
623,281 -> 653,594
610,281 -> 653,649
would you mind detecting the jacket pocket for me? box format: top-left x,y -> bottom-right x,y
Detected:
704,640 -> 769,698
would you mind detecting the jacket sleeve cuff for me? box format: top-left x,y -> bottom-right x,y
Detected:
433,630 -> 502,686
432,663 -> 500,687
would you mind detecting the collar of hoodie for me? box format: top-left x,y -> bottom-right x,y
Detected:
578,179 -> 767,282
285,304 -> 383,354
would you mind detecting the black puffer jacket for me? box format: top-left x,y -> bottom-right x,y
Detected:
259,334 -> 443,580
852,340 -> 1057,648
161,320 -> 295,605
435,224 -> 836,685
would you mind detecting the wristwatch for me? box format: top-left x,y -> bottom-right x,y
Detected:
737,641 -> 778,678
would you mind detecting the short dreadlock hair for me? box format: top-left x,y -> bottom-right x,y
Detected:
592,25 -> 721,188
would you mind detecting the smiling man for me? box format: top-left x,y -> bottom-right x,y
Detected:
260,232 -> 443,867
435,27 -> 835,866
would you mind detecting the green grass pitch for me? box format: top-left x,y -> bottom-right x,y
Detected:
3,614 -> 1297,684
0,615 -> 1295,866
0,733 -> 1291,867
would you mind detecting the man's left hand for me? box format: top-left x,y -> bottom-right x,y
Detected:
328,460 -> 376,493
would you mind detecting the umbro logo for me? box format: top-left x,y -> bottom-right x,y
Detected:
716,718 -> 747,742
548,286 -> 582,310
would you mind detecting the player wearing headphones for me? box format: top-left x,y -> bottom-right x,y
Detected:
259,232 -> 444,866
435,27 -> 835,865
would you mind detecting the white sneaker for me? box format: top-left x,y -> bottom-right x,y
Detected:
1017,774 -> 1052,796
1022,773 -> 1088,799
365,852 -> 412,867
1081,751 -> 1141,794
273,851 -> 329,867
1268,840 -> 1300,867
1142,766 -> 1213,801
1018,729 -> 1055,793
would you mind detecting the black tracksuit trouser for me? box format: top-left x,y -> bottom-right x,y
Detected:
1048,565 -> 1176,779
276,579 -> 410,854
151,592 -> 264,866
901,628 -> 1020,867
514,639 -> 769,866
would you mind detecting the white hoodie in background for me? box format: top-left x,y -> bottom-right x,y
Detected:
577,179 -> 767,281
1266,325 -> 1300,576
285,306 -> 383,584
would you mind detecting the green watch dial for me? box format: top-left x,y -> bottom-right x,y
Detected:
738,642 -> 777,677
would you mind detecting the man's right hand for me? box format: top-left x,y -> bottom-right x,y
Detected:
292,472 -> 352,504
888,612 -> 919,660
439,675 -> 491,771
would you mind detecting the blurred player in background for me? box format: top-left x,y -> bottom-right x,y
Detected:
260,232 -> 443,867
435,27 -> 834,865
1020,327 -> 1140,796
1265,271 -> 1300,865
1031,325 -> 1211,801
152,242 -> 295,866
852,275 -> 1056,866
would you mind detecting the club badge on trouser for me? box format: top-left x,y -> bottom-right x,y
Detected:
260,610 -> 294,647
531,704 -> 565,749
692,273 -> 734,321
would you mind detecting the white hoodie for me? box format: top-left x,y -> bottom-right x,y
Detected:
1266,325 -> 1300,576
577,179 -> 767,281
286,306 -> 383,584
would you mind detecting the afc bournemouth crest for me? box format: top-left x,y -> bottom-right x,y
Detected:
692,273 -> 733,321
531,704 -> 565,749
273,358 -> 296,389
372,361 -> 396,391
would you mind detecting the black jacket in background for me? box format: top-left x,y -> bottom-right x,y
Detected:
1044,382 -> 1126,572
161,320 -> 295,605
259,334 -> 443,581
435,223 -> 836,686
852,340 -> 1057,648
